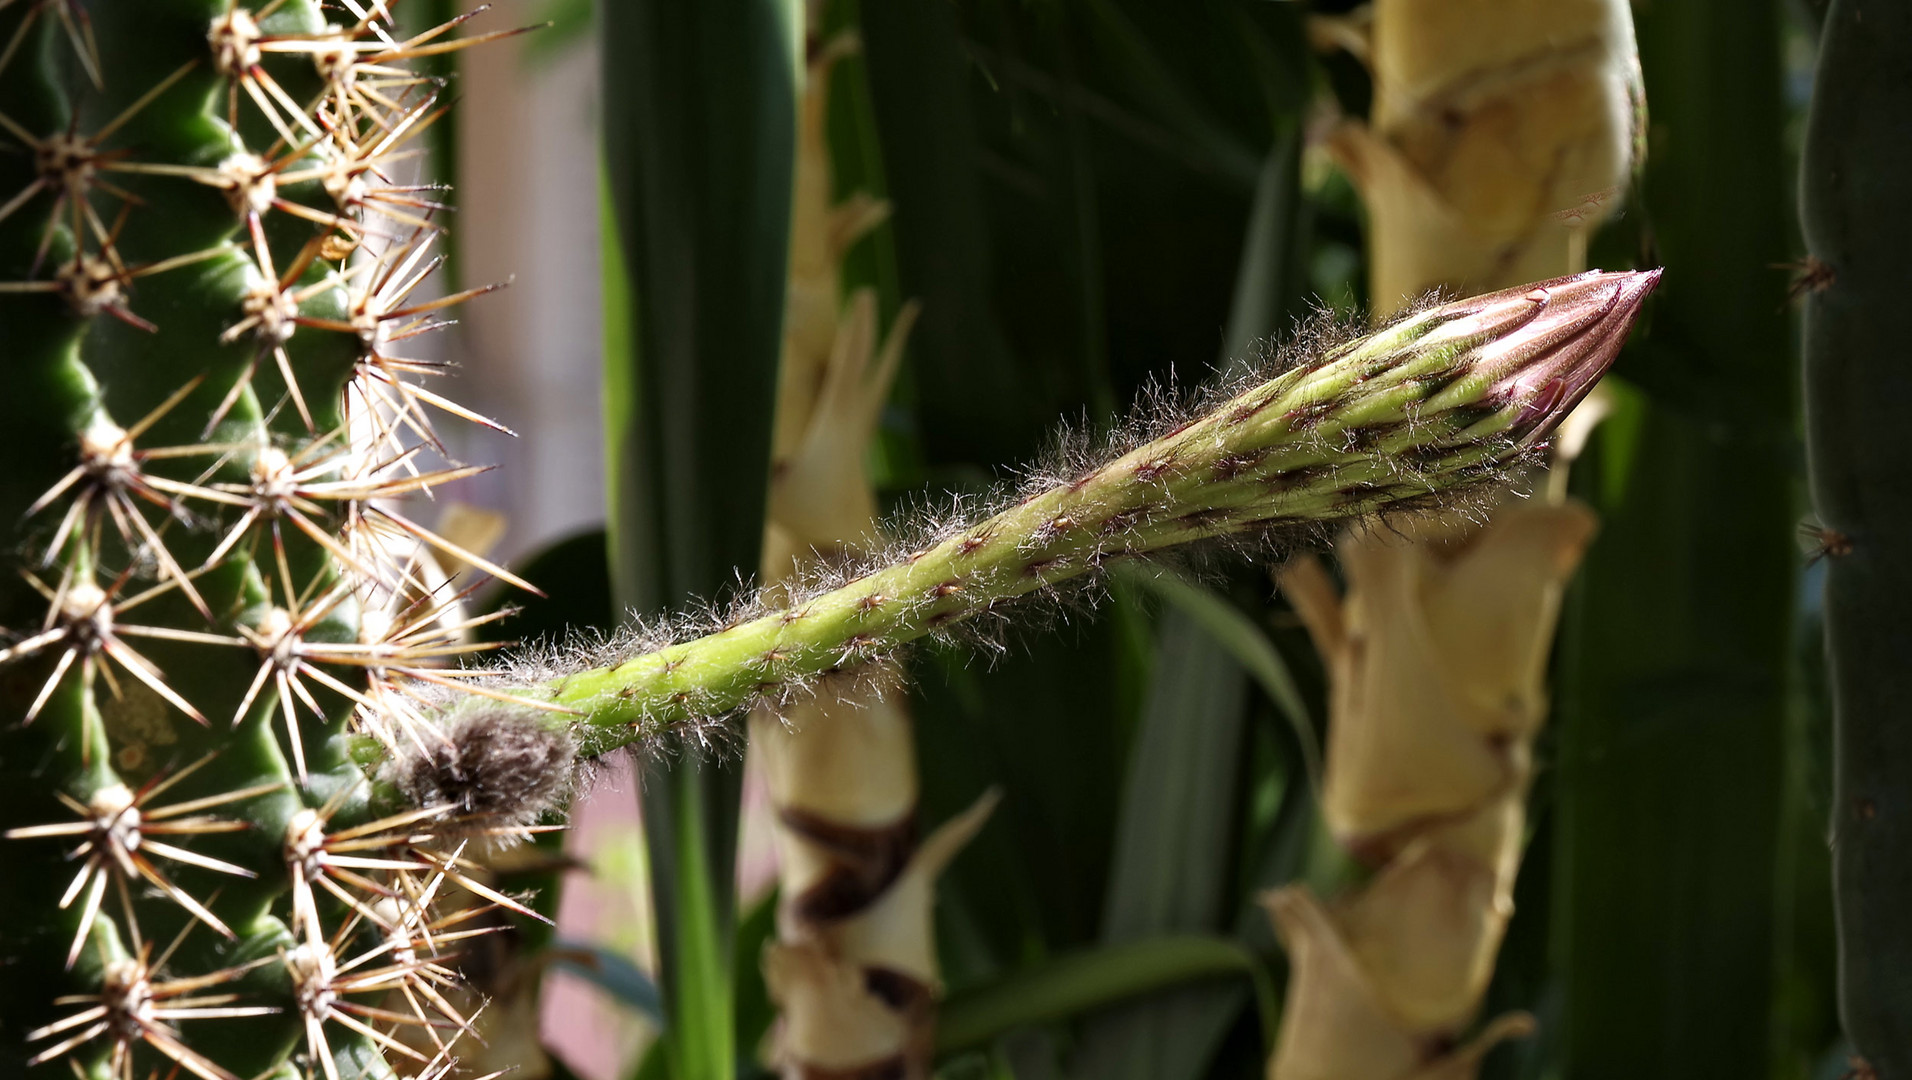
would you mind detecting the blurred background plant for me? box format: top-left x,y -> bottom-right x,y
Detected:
403,0 -> 1844,1077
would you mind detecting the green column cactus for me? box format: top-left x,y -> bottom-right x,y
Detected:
0,4 -> 530,1078
0,5 -> 1659,1078
1801,0 -> 1912,1071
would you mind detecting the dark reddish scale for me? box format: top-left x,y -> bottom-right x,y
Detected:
1340,422 -> 1408,452
1021,556 -> 1063,579
1033,514 -> 1078,543
1212,450 -> 1269,482
1281,398 -> 1340,431
1132,457 -> 1175,483
930,581 -> 963,598
856,594 -> 889,612
1263,464 -> 1334,492
1335,482 -> 1393,506
1225,395 -> 1272,425
956,534 -> 988,556
1176,507 -> 1236,529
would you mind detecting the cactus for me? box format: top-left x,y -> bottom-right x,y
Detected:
0,3 -> 534,1078
0,3 -> 1657,1077
1801,0 -> 1912,1071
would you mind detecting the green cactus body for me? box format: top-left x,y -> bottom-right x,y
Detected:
0,4 -> 524,1078
1801,0 -> 1912,1069
0,3 -> 1659,1073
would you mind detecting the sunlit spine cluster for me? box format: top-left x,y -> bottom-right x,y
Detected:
0,3 -> 540,1078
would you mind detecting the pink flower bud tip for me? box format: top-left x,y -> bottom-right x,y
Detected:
1480,268 -> 1661,444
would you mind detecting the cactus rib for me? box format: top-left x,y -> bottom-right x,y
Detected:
1801,0 -> 1912,1070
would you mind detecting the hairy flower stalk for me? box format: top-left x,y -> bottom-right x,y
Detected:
1267,4 -> 1642,1076
746,28 -> 983,1079
528,269 -> 1657,757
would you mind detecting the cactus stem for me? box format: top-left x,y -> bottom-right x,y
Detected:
28,943 -> 278,1080
0,0 -> 102,87
2,566 -> 213,726
0,56 -> 194,257
4,759 -> 278,966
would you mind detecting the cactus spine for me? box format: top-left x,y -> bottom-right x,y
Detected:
1272,3 -> 1640,1075
1801,0 -> 1912,1071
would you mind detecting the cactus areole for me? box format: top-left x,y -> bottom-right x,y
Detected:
0,3 -> 1658,1077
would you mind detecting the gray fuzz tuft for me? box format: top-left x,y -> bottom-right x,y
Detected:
389,708 -> 575,827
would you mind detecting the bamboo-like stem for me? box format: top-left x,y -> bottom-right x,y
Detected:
1265,4 -> 1642,1075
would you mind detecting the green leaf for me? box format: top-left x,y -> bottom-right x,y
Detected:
1553,0 -> 1800,1074
1068,607 -> 1253,1080
732,889 -> 779,1077
597,3 -> 803,1079
1115,565 -> 1318,796
938,936 -> 1277,1057
857,0 -> 1045,464
1222,128 -> 1303,368
525,0 -> 595,66
547,939 -> 666,1024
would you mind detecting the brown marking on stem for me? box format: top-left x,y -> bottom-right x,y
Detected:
1132,456 -> 1175,482
781,809 -> 917,923
1212,450 -> 1268,481
1227,397 -> 1269,425
1176,508 -> 1234,530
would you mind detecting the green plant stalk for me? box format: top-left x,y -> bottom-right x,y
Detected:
1801,0 -> 1912,1069
533,269 -> 1659,757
